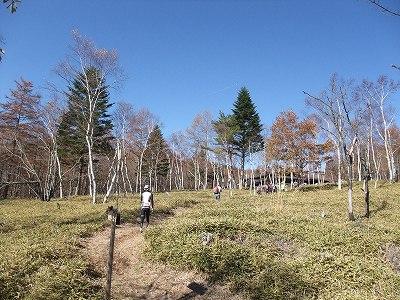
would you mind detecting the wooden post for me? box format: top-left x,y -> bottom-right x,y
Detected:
105,212 -> 116,300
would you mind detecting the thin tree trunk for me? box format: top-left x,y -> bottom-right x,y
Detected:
345,138 -> 357,221
347,154 -> 355,221
337,145 -> 342,190
364,175 -> 370,218
290,166 -> 294,189
204,151 -> 209,190
357,145 -> 362,182
180,153 -> 184,190
86,135 -> 97,204
103,141 -> 122,203
56,153 -> 63,198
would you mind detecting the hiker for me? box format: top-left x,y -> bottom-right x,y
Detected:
139,184 -> 154,233
214,184 -> 222,200
257,184 -> 262,194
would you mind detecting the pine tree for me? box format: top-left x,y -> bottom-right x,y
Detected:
57,66 -> 113,195
232,87 -> 264,187
142,125 -> 170,191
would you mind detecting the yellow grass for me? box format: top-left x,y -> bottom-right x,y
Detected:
1,182 -> 399,299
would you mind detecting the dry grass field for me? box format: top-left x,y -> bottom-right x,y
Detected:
1,182 -> 400,299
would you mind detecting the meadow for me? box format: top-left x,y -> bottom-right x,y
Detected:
1,183 -> 400,299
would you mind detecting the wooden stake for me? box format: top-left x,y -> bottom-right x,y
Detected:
105,213 -> 116,299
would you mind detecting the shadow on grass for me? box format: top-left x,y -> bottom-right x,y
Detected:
195,247 -> 320,300
57,212 -> 106,226
370,199 -> 388,216
177,282 -> 207,300
229,262 -> 319,300
297,183 -> 338,192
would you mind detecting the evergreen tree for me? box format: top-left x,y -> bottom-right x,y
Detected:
57,66 -> 113,194
213,112 -> 238,160
232,87 -> 264,186
142,125 -> 170,191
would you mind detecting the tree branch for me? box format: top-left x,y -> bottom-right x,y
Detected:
391,64 -> 400,70
367,0 -> 400,17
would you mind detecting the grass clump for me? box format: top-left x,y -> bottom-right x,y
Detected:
0,191 -> 203,299
145,184 -> 400,299
0,196 -> 112,300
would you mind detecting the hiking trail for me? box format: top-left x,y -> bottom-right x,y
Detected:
83,212 -> 246,300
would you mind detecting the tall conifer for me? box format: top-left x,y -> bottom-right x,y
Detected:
232,87 -> 263,186
57,67 -> 113,194
142,125 -> 170,191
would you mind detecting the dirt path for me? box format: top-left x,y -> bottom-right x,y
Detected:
83,216 -> 246,300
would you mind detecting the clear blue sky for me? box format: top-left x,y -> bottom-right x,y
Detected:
1,0 -> 399,138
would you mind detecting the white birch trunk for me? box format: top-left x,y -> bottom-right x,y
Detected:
103,141 -> 122,203
357,144 -> 362,181
337,145 -> 342,190
56,154 -> 63,198
86,134 -> 96,204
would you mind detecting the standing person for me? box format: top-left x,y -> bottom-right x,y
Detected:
139,185 -> 154,233
214,184 -> 222,200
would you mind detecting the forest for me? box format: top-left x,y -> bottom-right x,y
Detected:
0,30 -> 399,214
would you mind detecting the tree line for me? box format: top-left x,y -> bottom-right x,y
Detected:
1,32 -> 399,215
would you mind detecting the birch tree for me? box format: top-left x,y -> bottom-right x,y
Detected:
55,30 -> 122,204
213,112 -> 239,198
304,74 -> 360,221
170,131 -> 188,190
361,76 -> 399,182
186,111 -> 215,190
129,108 -> 158,192
103,102 -> 135,202
39,100 -> 63,200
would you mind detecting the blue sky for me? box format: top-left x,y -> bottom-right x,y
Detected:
1,0 -> 399,138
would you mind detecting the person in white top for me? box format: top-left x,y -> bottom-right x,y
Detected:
140,185 -> 154,232
214,184 -> 222,200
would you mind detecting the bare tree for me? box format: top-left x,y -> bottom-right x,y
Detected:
305,74 -> 360,221
213,112 -> 238,198
129,108 -> 158,192
361,76 -> 399,182
54,30 -> 123,204
0,78 -> 42,199
186,111 -> 215,190
170,131 -> 188,190
39,100 -> 64,200
103,102 -> 137,202
0,78 -> 63,201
